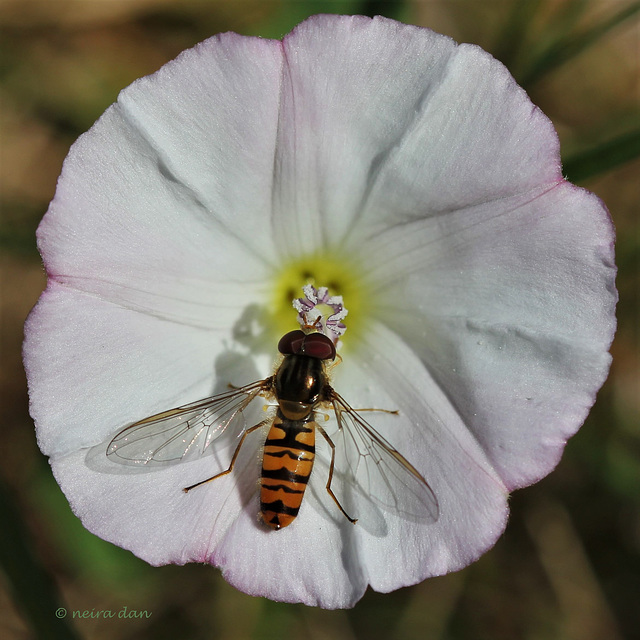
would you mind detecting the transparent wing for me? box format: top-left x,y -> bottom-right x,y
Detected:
328,391 -> 439,524
106,379 -> 270,466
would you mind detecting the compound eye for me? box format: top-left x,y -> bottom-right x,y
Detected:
301,333 -> 336,360
277,330 -> 306,355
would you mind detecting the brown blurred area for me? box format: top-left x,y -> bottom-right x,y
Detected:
1,1 -> 638,639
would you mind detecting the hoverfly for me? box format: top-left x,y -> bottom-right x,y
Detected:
106,328 -> 438,530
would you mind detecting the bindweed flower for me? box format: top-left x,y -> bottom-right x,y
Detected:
24,15 -> 616,608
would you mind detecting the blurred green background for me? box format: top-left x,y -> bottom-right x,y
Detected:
1,1 -> 638,639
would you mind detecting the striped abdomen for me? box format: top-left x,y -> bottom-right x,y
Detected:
260,411 -> 315,530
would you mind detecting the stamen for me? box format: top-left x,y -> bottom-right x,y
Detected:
293,285 -> 348,344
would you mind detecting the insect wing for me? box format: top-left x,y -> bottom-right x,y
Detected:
330,392 -> 439,524
107,380 -> 268,466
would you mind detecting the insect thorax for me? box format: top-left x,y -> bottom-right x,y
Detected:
275,354 -> 327,420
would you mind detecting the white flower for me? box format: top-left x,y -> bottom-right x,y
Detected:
24,15 -> 616,608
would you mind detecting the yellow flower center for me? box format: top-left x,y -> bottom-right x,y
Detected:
270,251 -> 369,351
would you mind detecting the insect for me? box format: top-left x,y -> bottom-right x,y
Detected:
106,328 -> 439,530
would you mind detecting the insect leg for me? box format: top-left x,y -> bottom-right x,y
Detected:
183,420 -> 268,493
346,408 -> 398,415
316,424 -> 357,525
325,386 -> 397,419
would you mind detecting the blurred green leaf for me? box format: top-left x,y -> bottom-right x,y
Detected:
244,0 -> 409,39
606,440 -> 640,503
246,0 -> 362,38
0,199 -> 43,259
520,0 -> 640,86
358,0 -> 409,20
543,0 -> 591,40
493,0 -> 544,70
563,128 -> 640,183
253,599 -> 302,639
0,476 -> 82,640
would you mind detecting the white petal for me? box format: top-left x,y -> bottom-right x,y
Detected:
213,494 -> 367,608
52,437 -> 260,566
363,183 -> 616,489
38,33 -> 284,325
330,322 -> 509,593
355,40 -> 561,231
272,15 -> 458,253
24,283 -> 265,457
271,14 -> 558,253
